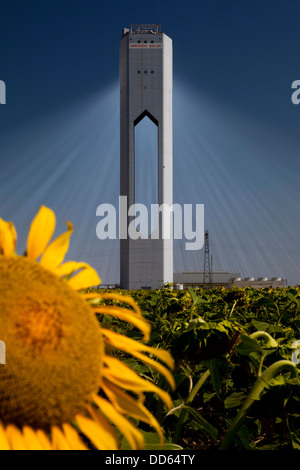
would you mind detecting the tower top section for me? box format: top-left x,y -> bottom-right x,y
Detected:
131,24 -> 161,33
121,25 -> 161,36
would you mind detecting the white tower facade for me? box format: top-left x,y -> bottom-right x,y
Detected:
120,24 -> 173,289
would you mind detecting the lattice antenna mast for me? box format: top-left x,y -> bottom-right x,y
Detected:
203,230 -> 212,284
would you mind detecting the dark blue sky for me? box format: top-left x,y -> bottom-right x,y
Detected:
1,0 -> 300,285
1,1 -> 299,129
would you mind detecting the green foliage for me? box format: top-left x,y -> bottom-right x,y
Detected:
90,285 -> 300,450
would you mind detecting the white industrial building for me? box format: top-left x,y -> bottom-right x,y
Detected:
231,276 -> 285,289
173,271 -> 285,289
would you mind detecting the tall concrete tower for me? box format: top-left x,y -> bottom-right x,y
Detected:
120,24 -> 173,289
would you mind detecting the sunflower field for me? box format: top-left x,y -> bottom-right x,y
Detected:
90,284 -> 300,451
1,207 -> 299,450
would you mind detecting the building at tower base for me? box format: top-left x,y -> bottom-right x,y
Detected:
173,271 -> 285,289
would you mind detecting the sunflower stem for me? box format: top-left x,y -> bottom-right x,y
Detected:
229,299 -> 238,317
173,368 -> 211,443
219,360 -> 298,450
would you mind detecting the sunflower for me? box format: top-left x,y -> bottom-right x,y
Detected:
0,206 -> 174,450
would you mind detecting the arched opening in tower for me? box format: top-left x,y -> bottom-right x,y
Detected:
134,111 -> 158,238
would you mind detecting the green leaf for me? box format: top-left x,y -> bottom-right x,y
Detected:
237,334 -> 263,356
203,392 -> 215,403
235,424 -> 255,450
188,287 -> 198,305
188,287 -> 207,305
256,440 -> 284,450
122,358 -> 150,374
255,297 -> 275,307
145,442 -> 184,450
181,406 -> 218,440
207,359 -> 222,396
121,431 -> 183,450
224,392 -> 247,409
144,431 -> 183,450
251,320 -> 270,332
287,290 -> 298,300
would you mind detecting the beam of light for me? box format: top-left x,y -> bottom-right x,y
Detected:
0,84 -> 121,283
1,80 -> 300,285
173,79 -> 300,285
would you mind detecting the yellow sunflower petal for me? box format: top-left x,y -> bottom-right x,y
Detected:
26,206 -> 56,260
51,426 -> 73,450
86,292 -> 142,315
87,404 -> 120,449
35,430 -> 53,450
76,413 -> 119,450
102,380 -> 164,444
54,260 -> 94,277
102,328 -> 175,388
5,424 -> 29,450
102,328 -> 174,369
84,292 -> 150,340
67,264 -> 101,290
40,220 -> 73,270
93,395 -> 145,450
0,422 -> 10,450
22,426 -> 47,450
127,349 -> 175,390
53,261 -> 101,290
0,218 -> 17,256
94,306 -> 150,341
61,423 -> 88,450
103,356 -> 173,410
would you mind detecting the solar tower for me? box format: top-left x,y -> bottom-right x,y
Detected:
120,25 -> 173,289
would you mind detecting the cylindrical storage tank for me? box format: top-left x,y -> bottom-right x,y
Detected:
174,283 -> 184,290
